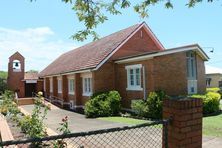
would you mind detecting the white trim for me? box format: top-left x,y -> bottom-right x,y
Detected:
43,69 -> 91,78
115,46 -> 209,64
125,64 -> 142,69
25,80 -> 37,84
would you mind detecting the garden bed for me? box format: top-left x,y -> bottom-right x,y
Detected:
5,115 -> 26,140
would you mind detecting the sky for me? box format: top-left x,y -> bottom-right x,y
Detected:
0,0 -> 222,72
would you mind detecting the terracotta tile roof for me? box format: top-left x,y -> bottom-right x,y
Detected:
39,23 -> 142,77
24,72 -> 39,80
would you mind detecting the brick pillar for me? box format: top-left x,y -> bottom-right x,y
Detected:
62,75 -> 68,102
163,98 -> 203,148
53,77 -> 58,97
75,74 -> 81,106
46,78 -> 50,96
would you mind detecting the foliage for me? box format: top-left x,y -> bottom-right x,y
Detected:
29,0 -> 215,41
0,78 -> 7,95
57,116 -> 71,134
0,71 -> 7,79
207,87 -> 222,98
84,91 -> 121,118
207,87 -> 220,93
0,90 -> 19,116
0,71 -> 7,93
19,92 -> 50,138
191,92 -> 221,114
53,116 -> 71,148
131,90 -> 166,119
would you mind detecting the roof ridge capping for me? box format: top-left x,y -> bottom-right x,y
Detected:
115,44 -> 209,64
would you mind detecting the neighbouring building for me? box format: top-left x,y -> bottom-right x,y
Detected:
37,22 -> 209,110
205,65 -> 222,88
7,52 -> 43,98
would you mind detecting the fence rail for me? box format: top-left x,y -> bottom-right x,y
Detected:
0,119 -> 169,148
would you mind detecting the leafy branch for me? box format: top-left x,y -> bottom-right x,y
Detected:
31,0 -> 215,41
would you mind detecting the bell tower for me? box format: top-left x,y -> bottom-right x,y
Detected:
7,52 -> 25,98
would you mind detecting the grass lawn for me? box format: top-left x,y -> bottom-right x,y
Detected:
203,102 -> 222,137
203,113 -> 222,137
97,117 -> 150,125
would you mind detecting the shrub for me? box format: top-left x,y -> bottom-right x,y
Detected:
131,90 -> 166,119
191,92 -> 220,114
0,90 -> 18,116
18,92 -> 50,138
0,78 -> 7,94
84,91 -> 121,118
131,100 -> 148,117
206,87 -> 220,93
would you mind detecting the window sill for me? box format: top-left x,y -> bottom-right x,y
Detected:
69,92 -> 75,95
58,91 -> 62,94
126,87 -> 143,91
83,93 -> 92,97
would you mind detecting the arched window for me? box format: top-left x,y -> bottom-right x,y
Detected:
13,60 -> 21,72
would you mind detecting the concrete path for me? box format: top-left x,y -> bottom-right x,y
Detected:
20,104 -> 128,134
203,136 -> 222,148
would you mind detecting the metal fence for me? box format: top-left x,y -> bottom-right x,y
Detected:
0,119 -> 169,148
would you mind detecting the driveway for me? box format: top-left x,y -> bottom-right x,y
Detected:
20,104 -> 128,134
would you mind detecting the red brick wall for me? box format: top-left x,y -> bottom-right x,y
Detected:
93,61 -> 115,93
163,98 -> 203,148
36,80 -> 43,92
53,77 -> 58,97
111,28 -> 162,60
62,75 -> 68,102
75,74 -> 82,106
7,53 -> 25,98
153,52 -> 188,96
196,54 -> 206,94
45,78 -> 50,96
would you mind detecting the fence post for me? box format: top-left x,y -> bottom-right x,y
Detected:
163,98 -> 203,148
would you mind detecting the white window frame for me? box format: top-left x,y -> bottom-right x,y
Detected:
68,78 -> 75,95
81,74 -> 92,97
125,64 -> 143,91
57,77 -> 62,94
50,78 -> 53,93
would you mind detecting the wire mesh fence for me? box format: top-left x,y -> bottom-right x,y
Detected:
0,120 -> 169,148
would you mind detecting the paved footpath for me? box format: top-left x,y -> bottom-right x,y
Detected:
203,136 -> 222,148
20,104 -> 128,134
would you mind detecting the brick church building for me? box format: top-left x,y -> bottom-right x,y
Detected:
7,52 -> 43,98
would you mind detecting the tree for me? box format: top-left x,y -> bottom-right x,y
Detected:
32,0 -> 215,41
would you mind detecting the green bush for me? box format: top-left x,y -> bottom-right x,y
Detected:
84,91 -> 121,118
0,78 -> 7,94
206,87 -> 220,93
191,92 -> 221,114
131,90 -> 166,119
0,90 -> 18,116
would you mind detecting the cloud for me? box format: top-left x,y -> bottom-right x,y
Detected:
0,27 -> 78,72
